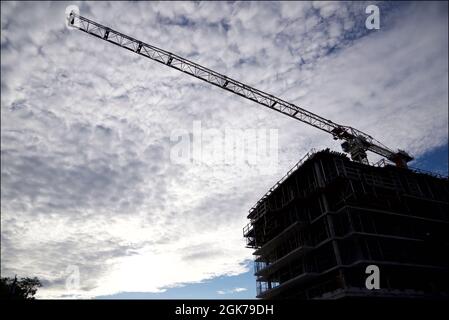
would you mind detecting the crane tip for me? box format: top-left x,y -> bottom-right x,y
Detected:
64,5 -> 79,28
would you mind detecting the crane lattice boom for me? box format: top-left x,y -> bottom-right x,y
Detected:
68,12 -> 413,167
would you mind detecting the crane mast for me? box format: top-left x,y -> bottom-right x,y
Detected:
67,12 -> 413,167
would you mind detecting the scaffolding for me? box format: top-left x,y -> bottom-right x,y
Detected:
243,149 -> 449,299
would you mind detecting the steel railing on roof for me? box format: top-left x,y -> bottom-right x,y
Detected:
248,148 -> 318,220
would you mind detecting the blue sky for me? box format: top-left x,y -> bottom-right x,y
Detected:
97,261 -> 257,299
412,144 -> 449,177
1,1 -> 447,299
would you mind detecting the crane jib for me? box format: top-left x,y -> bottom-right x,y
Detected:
68,12 -> 413,167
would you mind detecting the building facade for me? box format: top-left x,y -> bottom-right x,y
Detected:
243,149 -> 448,299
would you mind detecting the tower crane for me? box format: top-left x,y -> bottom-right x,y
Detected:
67,12 -> 413,168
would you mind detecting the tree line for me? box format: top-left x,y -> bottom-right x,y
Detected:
0,276 -> 42,299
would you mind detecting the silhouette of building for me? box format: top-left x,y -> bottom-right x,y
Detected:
243,149 -> 448,299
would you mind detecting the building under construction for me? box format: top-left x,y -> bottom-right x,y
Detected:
244,149 -> 448,299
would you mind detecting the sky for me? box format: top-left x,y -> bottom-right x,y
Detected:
0,1 -> 448,299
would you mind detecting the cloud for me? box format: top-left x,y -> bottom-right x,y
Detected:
1,1 -> 447,298
217,287 -> 247,295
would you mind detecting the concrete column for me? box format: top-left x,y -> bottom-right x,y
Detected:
315,161 -> 343,266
